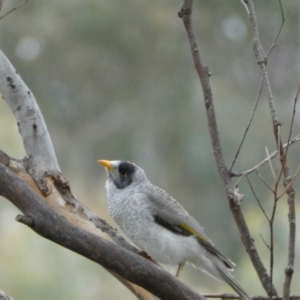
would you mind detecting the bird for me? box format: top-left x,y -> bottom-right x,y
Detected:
99,159 -> 250,300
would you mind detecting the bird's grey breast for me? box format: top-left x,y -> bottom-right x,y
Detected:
106,182 -> 153,242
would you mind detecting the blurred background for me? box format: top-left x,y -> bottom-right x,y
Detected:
0,0 -> 300,299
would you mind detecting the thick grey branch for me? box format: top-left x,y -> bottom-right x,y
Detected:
0,47 -> 155,299
0,163 -> 205,300
0,49 -> 59,193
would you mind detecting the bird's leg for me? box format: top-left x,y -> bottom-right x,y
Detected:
175,262 -> 185,278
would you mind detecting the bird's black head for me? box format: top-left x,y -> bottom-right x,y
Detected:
99,159 -> 148,190
112,161 -> 136,189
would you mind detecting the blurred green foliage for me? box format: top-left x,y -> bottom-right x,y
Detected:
0,0 -> 300,299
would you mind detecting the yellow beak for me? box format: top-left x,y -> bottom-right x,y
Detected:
98,159 -> 114,171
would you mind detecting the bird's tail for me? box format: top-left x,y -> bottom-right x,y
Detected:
218,268 -> 250,300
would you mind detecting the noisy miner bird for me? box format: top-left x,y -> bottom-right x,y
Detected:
99,159 -> 249,300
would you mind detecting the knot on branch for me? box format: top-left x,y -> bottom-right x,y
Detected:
274,120 -> 282,130
16,214 -> 35,228
38,178 -> 52,196
47,170 -> 70,193
284,265 -> 294,276
178,6 -> 191,18
256,58 -> 267,66
23,156 -> 52,196
204,96 -> 210,108
233,185 -> 244,204
283,175 -> 292,186
226,184 -> 244,207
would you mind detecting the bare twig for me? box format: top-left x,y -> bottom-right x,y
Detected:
0,0 -> 28,21
230,76 -> 263,171
265,147 -> 276,179
266,8 -> 289,58
0,1 -> 4,13
260,234 -> 270,250
284,84 -> 300,158
246,176 -> 269,221
278,0 -> 284,20
231,134 -> 300,177
274,126 -> 283,193
269,193 -> 278,300
256,172 -> 274,193
243,0 -> 280,142
179,0 -> 273,295
276,165 -> 300,201
281,85 -> 299,300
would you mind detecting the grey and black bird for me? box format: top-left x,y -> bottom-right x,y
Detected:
99,159 -> 250,300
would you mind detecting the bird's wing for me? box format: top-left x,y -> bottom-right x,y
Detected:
145,185 -> 235,269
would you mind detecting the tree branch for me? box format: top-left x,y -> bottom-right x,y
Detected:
241,1 -> 296,298
0,163 -> 205,300
281,86 -> 299,300
0,46 -> 155,299
0,150 -> 157,300
0,49 -> 59,194
0,291 -> 14,300
242,0 -> 280,140
179,0 -> 273,295
231,134 -> 300,177
230,75 -> 263,171
0,0 -> 28,21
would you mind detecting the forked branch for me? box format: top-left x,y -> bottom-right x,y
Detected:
241,1 -> 296,298
179,0 -> 274,295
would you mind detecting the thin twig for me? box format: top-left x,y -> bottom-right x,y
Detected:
256,172 -> 274,193
260,234 -> 270,250
274,125 -> 283,192
246,176 -> 269,221
276,165 -> 300,201
0,0 -> 4,13
231,134 -> 300,177
265,147 -> 276,179
284,83 -> 300,158
278,0 -> 284,20
281,84 -> 299,300
266,8 -> 289,58
230,76 -> 263,171
0,0 -> 28,20
269,194 -> 278,300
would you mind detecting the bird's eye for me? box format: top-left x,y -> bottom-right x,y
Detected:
119,170 -> 127,177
